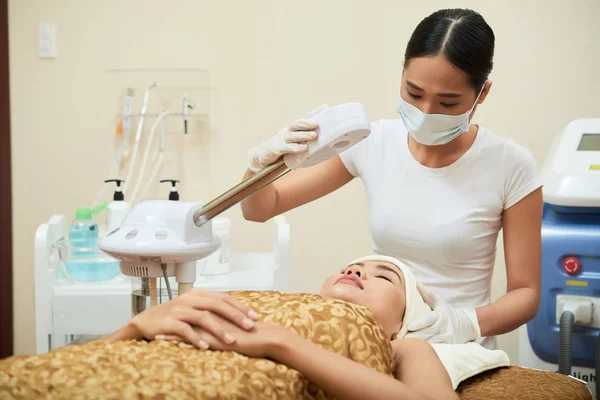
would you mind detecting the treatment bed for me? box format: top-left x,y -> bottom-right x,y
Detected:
1,291 -> 592,399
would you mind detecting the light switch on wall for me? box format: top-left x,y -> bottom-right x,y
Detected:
38,23 -> 56,59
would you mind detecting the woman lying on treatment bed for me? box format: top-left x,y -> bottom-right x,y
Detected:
107,255 -> 466,400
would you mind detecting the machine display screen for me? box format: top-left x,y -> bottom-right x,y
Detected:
577,133 -> 600,151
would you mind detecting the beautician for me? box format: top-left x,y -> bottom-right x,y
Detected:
241,8 -> 542,349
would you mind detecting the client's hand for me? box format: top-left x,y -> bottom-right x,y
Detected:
157,315 -> 287,359
130,288 -> 260,349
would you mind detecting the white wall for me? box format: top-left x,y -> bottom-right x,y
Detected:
9,0 -> 600,363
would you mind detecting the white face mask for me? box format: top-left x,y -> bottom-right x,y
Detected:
396,85 -> 485,146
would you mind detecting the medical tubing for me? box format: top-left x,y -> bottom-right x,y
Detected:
137,116 -> 167,201
138,152 -> 164,201
558,310 -> 574,375
161,264 -> 173,301
193,160 -> 291,227
92,163 -> 119,208
123,140 -> 141,195
135,84 -> 156,143
92,131 -> 130,207
124,83 -> 156,194
596,334 -> 600,396
129,111 -> 171,204
92,91 -> 136,207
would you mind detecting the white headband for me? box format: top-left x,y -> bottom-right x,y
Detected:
346,255 -> 431,338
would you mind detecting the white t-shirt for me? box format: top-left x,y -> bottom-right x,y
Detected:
339,119 -> 542,349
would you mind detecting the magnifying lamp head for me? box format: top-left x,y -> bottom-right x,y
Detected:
283,102 -> 371,169
98,200 -> 221,277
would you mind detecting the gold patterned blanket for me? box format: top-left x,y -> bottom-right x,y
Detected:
0,291 -> 395,399
0,291 -> 590,400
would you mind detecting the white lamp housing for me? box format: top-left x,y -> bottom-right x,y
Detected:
98,200 -> 221,288
283,102 -> 370,169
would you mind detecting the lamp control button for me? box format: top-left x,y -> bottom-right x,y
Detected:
125,229 -> 139,240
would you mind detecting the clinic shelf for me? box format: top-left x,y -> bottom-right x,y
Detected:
50,252 -> 279,338
53,252 -> 278,296
35,214 -> 290,353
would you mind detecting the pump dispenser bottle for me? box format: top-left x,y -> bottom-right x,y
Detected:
105,179 -> 131,231
160,179 -> 180,201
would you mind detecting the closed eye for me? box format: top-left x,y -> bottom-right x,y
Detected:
407,91 -> 422,99
376,275 -> 393,283
440,102 -> 459,108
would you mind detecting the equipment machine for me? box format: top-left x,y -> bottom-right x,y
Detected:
98,102 -> 371,315
519,118 -> 600,397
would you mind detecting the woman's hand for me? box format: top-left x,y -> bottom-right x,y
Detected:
158,315 -> 287,359
404,284 -> 480,344
130,288 -> 260,349
247,104 -> 329,172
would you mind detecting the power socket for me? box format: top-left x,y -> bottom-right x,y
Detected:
39,23 -> 56,59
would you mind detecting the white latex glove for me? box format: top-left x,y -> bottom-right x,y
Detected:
405,284 -> 481,344
247,104 -> 329,172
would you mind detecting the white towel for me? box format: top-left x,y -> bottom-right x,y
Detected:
346,254 -> 431,339
430,343 -> 510,389
346,255 -> 511,389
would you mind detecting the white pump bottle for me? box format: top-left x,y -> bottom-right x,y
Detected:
105,179 -> 131,232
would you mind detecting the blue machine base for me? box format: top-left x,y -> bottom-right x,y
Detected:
527,203 -> 600,369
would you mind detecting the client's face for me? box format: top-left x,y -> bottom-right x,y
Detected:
319,260 -> 406,339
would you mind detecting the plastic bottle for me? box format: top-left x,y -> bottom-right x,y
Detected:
160,179 -> 180,201
69,207 -> 99,258
105,179 -> 131,232
64,204 -> 120,282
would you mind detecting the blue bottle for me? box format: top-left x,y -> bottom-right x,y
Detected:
64,206 -> 120,282
69,207 -> 98,258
